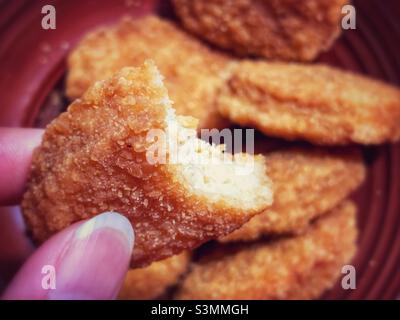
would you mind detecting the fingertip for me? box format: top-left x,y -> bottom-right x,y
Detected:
3,212 -> 134,300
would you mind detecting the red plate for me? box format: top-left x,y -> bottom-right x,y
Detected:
0,0 -> 399,299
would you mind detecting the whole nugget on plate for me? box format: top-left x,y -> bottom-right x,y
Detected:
22,61 -> 273,267
173,0 -> 348,61
218,61 -> 400,145
220,147 -> 365,242
176,200 -> 357,299
118,251 -> 190,300
66,15 -> 233,129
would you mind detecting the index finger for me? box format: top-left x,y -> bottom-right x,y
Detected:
0,128 -> 43,206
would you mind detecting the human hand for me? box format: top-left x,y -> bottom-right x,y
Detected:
0,128 -> 134,299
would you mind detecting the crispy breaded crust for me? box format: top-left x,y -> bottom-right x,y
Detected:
218,61 -> 400,145
118,252 -> 190,300
176,200 -> 358,299
173,0 -> 347,61
22,62 -> 271,267
221,147 -> 365,242
66,15 -> 232,129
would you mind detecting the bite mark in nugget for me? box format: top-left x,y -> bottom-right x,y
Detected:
66,16 -> 233,129
218,61 -> 400,145
173,0 -> 348,61
221,147 -> 365,242
118,252 -> 190,300
176,200 -> 358,300
22,61 -> 273,267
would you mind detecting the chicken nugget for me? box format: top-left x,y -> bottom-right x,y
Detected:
176,200 -> 357,299
218,61 -> 400,145
118,252 -> 190,300
173,0 -> 347,61
22,61 -> 273,267
221,147 -> 365,242
66,15 -> 233,129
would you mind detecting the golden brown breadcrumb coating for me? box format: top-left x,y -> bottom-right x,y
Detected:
118,252 -> 190,300
221,147 -> 365,242
173,0 -> 347,61
218,61 -> 400,145
22,61 -> 273,267
66,15 -> 233,129
176,200 -> 358,299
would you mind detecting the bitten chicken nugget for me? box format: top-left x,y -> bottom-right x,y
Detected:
220,147 -> 365,242
218,61 -> 400,145
118,252 -> 190,300
173,0 -> 347,61
22,61 -> 273,267
176,200 -> 357,299
66,15 -> 233,129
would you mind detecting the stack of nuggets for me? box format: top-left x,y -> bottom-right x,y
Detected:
23,1 -> 400,300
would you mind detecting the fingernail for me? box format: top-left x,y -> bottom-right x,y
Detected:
74,212 -> 134,250
48,212 -> 134,299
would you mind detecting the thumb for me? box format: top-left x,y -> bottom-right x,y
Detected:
2,212 -> 134,300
